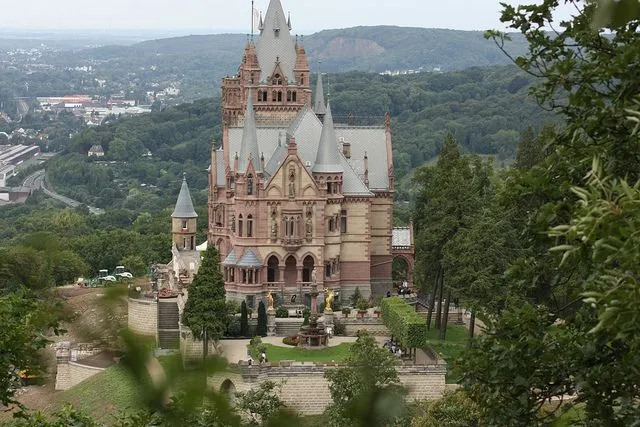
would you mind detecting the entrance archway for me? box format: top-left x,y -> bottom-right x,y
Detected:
267,255 -> 279,283
220,379 -> 237,403
302,255 -> 314,283
284,256 -> 297,286
392,256 -> 410,287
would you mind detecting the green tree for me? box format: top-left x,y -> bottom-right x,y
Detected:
240,300 -> 249,337
256,301 -> 267,337
235,380 -> 286,426
411,390 -> 481,427
324,332 -> 405,426
181,248 -> 227,358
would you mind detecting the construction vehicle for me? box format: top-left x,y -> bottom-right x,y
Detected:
98,269 -> 117,284
114,266 -> 133,281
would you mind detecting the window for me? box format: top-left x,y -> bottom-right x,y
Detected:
247,215 -> 253,237
238,215 -> 243,237
328,218 -> 335,232
258,90 -> 267,102
340,209 -> 347,233
292,91 -> 297,102
274,74 -> 282,85
250,72 -> 255,84
247,175 -> 254,195
285,216 -> 296,237
183,238 -> 188,249
277,91 -> 283,102
300,75 -> 304,85
181,220 -> 187,230
272,90 -> 277,102
325,263 -> 331,278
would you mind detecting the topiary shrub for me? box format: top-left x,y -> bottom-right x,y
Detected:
240,301 -> 249,336
226,317 -> 241,337
257,301 -> 267,337
350,287 -> 363,307
276,306 -> 289,318
282,335 -> 299,346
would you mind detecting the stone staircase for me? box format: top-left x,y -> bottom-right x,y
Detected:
275,319 -> 304,337
157,299 -> 180,349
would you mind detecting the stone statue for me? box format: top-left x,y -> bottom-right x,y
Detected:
305,211 -> 313,238
267,292 -> 274,310
270,211 -> 278,238
311,267 -> 317,284
325,289 -> 334,311
288,169 -> 296,197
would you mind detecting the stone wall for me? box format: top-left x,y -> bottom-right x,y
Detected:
210,362 -> 446,415
54,342 -> 107,391
128,298 -> 157,336
180,326 -> 221,363
342,319 -> 389,336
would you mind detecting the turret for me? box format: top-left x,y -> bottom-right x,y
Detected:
313,102 -> 344,195
238,88 -> 262,175
172,174 -> 198,251
313,68 -> 327,121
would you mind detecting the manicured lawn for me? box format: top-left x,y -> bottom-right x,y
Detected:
260,343 -> 353,363
424,324 -> 468,383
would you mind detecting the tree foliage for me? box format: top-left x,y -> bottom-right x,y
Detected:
181,248 -> 227,356
324,332 -> 405,426
240,300 -> 249,337
256,301 -> 267,337
380,297 -> 427,349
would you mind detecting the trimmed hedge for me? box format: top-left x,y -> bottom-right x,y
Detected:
380,297 -> 428,349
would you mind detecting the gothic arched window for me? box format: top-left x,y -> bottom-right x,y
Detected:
277,91 -> 283,102
247,175 -> 254,195
238,214 -> 244,237
247,215 -> 254,237
274,74 -> 282,85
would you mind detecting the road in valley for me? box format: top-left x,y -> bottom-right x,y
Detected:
22,170 -> 104,215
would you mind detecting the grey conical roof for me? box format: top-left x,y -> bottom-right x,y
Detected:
256,0 -> 296,82
313,72 -> 327,116
313,102 -> 343,173
171,175 -> 198,218
239,89 -> 262,174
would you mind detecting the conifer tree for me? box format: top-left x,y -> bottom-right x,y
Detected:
257,301 -> 267,337
240,300 -> 249,337
181,247 -> 227,358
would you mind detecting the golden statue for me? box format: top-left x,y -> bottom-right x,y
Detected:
324,288 -> 334,311
267,292 -> 274,310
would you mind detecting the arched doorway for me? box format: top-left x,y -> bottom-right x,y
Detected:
302,255 -> 314,283
220,379 -> 236,403
267,256 -> 279,283
284,256 -> 297,286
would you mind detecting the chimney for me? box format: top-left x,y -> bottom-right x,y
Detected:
341,137 -> 351,159
364,151 -> 369,188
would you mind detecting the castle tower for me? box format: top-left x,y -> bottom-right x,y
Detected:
172,175 -> 198,251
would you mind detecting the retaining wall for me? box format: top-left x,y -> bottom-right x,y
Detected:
128,297 -> 157,336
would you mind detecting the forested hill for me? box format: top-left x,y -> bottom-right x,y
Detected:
100,26 -> 528,73
49,65 -> 557,212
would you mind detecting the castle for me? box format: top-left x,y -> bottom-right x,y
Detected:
202,0 -> 414,309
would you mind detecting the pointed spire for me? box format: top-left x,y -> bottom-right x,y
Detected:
259,11 -> 264,31
239,89 -> 262,174
313,103 -> 344,173
313,66 -> 327,117
172,174 -> 198,218
256,0 -> 297,82
287,12 -> 292,30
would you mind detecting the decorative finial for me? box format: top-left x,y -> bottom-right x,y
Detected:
182,172 -> 187,181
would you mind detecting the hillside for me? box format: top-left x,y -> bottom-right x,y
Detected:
85,27 -> 527,74
45,65 -> 557,212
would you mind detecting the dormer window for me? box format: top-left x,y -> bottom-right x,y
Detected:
274,74 -> 282,85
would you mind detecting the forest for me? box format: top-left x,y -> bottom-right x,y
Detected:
41,64 -> 557,213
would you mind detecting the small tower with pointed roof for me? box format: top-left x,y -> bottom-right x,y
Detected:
313,102 -> 344,195
313,67 -> 327,121
172,174 -> 198,251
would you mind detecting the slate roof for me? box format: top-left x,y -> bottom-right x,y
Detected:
256,0 -> 297,83
237,249 -> 262,267
392,227 -> 412,248
313,72 -> 327,116
238,89 -> 262,174
222,250 -> 238,266
171,176 -> 198,218
313,103 -> 344,174
227,108 -> 387,195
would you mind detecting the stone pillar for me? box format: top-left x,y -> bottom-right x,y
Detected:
54,341 -> 71,391
267,307 -> 276,336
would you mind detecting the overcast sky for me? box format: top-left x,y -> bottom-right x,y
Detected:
0,0 -> 575,33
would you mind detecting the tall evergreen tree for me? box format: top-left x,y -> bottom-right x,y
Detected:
240,300 -> 249,337
181,247 -> 227,358
257,301 -> 267,337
